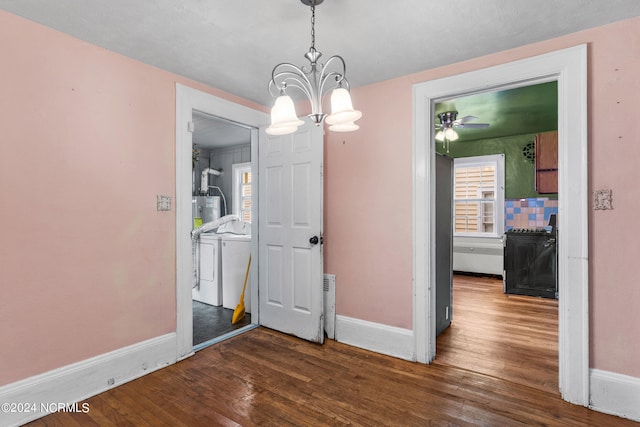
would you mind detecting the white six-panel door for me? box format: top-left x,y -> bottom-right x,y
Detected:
258,121 -> 324,343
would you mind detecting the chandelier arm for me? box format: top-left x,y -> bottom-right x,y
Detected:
317,70 -> 345,104
280,80 -> 314,103
321,55 -> 348,85
269,75 -> 313,100
312,56 -> 349,112
270,76 -> 314,104
270,63 -> 314,99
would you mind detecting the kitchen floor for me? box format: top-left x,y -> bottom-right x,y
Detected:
434,273 -> 559,395
193,301 -> 251,346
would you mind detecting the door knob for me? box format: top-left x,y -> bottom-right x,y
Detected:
309,235 -> 319,245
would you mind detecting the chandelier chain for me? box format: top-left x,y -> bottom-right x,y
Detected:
310,4 -> 316,50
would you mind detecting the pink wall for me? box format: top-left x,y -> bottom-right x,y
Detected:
1,8 -> 638,387
325,17 -> 640,377
0,11 -> 263,386
324,77 -> 415,329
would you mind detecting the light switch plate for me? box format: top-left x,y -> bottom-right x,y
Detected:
157,195 -> 172,211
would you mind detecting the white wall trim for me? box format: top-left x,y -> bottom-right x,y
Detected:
335,315 -> 414,361
0,333 -> 176,427
590,369 -> 640,422
175,84 -> 269,359
413,45 -> 589,405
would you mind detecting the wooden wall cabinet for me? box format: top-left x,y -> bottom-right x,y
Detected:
535,131 -> 558,194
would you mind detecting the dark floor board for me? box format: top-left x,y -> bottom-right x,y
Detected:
27,327 -> 637,426
26,275 -> 637,426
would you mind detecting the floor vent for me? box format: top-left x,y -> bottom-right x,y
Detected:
323,274 -> 336,339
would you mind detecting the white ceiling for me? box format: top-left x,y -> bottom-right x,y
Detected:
192,111 -> 251,150
3,1 -> 640,148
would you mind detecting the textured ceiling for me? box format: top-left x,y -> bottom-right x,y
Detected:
1,0 -> 640,109
192,111 -> 251,150
1,1 -> 637,148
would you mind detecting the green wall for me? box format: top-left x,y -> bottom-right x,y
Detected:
435,133 -> 557,199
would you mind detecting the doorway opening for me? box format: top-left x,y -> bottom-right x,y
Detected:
191,111 -> 254,351
413,45 -> 589,405
175,84 -> 269,360
432,82 -> 560,393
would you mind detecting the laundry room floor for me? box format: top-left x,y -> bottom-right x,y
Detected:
193,300 -> 251,346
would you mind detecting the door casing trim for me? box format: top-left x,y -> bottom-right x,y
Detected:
412,45 -> 589,405
175,84 -> 268,359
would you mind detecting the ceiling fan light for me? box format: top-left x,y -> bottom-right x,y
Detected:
444,127 -> 459,141
435,131 -> 445,142
326,88 -> 362,125
268,95 -> 305,130
328,121 -> 359,132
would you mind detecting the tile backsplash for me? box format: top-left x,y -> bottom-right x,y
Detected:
505,198 -> 558,231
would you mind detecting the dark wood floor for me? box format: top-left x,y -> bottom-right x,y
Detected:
27,276 -> 635,426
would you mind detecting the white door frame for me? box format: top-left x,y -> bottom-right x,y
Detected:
413,45 -> 589,405
175,84 -> 269,360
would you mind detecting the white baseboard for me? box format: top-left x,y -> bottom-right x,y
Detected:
590,369 -> 640,422
0,333 -> 177,427
335,315 -> 414,361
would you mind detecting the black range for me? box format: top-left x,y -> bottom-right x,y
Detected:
503,226 -> 557,299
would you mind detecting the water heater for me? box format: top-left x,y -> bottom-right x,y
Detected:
192,196 -> 221,227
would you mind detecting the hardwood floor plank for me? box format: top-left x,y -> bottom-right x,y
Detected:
435,274 -> 560,395
25,275 -> 636,426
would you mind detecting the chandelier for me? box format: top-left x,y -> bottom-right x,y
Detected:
265,0 -> 362,136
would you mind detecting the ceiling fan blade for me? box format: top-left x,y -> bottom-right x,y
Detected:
458,123 -> 490,129
456,115 -> 478,124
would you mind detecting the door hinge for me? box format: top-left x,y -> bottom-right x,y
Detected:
187,121 -> 195,133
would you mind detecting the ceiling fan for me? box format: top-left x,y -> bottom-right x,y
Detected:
435,111 -> 490,152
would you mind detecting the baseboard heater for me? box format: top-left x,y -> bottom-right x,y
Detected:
453,237 -> 504,276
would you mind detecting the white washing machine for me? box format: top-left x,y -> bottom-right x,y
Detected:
192,233 -> 222,306
220,234 -> 252,313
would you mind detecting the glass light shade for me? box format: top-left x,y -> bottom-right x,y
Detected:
329,121 -> 359,132
435,131 -> 445,142
444,128 -> 459,141
326,88 -> 362,125
267,95 -> 304,134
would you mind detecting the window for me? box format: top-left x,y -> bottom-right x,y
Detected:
232,162 -> 252,223
453,154 -> 504,237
